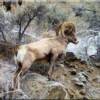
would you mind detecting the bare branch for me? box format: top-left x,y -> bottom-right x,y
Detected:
0,28 -> 7,42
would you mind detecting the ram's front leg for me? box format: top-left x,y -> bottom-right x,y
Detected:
48,54 -> 58,80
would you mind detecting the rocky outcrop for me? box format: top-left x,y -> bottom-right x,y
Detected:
19,73 -> 69,99
0,52 -> 100,99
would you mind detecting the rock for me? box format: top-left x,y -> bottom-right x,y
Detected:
80,60 -> 86,64
72,78 -> 84,88
58,64 -> 65,68
92,76 -> 100,83
64,61 -> 70,66
69,64 -> 76,68
70,69 -> 77,75
86,87 -> 100,99
65,52 -> 78,61
0,61 -> 15,92
82,96 -> 89,100
67,64 -> 78,68
77,72 -> 88,83
67,88 -> 82,99
0,61 -> 16,99
12,90 -> 29,99
19,73 -> 70,99
72,72 -> 88,88
89,55 -> 100,67
79,89 -> 86,95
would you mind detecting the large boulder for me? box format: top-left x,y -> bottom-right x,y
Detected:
19,73 -> 69,99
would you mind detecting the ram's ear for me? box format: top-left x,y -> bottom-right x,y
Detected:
55,23 -> 62,36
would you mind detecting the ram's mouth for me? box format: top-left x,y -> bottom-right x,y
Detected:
73,40 -> 79,44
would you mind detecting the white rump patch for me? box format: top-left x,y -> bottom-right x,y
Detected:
16,46 -> 27,62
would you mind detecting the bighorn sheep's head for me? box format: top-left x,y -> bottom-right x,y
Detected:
55,21 -> 78,44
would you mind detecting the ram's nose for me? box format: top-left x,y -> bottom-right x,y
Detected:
75,40 -> 79,44
73,38 -> 79,44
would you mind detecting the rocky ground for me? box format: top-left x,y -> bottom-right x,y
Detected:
0,52 -> 100,99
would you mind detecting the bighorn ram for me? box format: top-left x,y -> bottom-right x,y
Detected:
13,21 -> 78,89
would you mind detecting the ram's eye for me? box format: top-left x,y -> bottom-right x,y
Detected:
64,30 -> 68,34
64,30 -> 71,35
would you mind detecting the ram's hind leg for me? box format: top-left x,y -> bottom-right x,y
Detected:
13,52 -> 36,90
21,53 -> 36,76
12,62 -> 22,90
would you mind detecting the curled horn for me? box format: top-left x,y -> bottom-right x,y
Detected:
55,23 -> 66,38
55,23 -> 62,36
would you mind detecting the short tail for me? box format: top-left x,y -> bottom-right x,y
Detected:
12,44 -> 19,56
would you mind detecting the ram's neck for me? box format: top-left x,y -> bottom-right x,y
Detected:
56,36 -> 68,46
